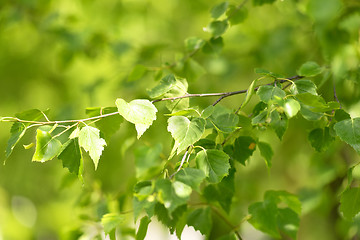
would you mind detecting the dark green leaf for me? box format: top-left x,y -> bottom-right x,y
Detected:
128,65 -> 147,81
58,138 -> 83,181
206,20 -> 229,37
174,168 -> 206,192
211,2 -> 229,19
340,187 -> 360,220
256,85 -> 286,103
334,109 -> 351,122
277,208 -> 300,240
253,0 -> 276,6
252,110 -> 268,125
85,107 -> 123,139
265,190 -> 302,215
270,111 -> 288,140
248,201 -> 280,238
291,79 -> 318,95
5,122 -> 26,159
187,207 -> 212,237
101,213 -> 125,235
334,118 -> 360,154
78,126 -> 106,169
32,126 -> 62,162
297,61 -> 323,77
226,5 -> 248,25
136,216 -> 151,240
134,144 -> 163,179
308,127 -> 334,152
233,136 -> 256,165
258,141 -> 273,168
147,74 -> 177,99
196,149 -> 230,183
202,37 -> 224,55
167,116 -> 206,155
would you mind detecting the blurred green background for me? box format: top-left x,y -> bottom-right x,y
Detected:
0,0 -> 360,239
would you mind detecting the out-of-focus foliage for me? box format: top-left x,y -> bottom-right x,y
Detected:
0,0 -> 359,239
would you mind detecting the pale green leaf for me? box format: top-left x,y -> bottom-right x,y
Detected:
195,149 -> 230,183
136,216 -> 151,240
174,168 -> 206,192
297,61 -> 323,77
116,99 -> 158,138
167,116 -> 205,155
78,126 -> 106,170
32,126 -> 62,162
211,2 -> 229,19
101,213 -> 125,235
277,208 -> 300,240
256,85 -> 286,103
147,74 -> 177,99
334,118 -> 360,154
283,98 -> 300,118
291,80 -> 318,95
210,112 -> 239,133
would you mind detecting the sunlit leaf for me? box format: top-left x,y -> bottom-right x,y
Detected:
5,122 -> 26,159
147,74 -> 177,99
297,61 -> 323,77
283,98 -> 300,118
211,2 -> 229,19
101,213 -> 125,235
291,79 -> 318,95
32,126 -> 62,162
334,118 -> 360,154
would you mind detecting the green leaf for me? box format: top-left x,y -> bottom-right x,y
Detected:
254,68 -> 271,75
232,136 -> 256,165
184,37 -> 205,53
5,122 -> 26,159
196,149 -> 230,183
201,106 -> 215,119
270,111 -> 288,140
291,79 -> 318,95
299,103 -> 324,121
165,109 -> 199,117
334,109 -> 351,122
283,98 -> 300,118
78,126 -> 107,170
32,126 -> 62,162
128,65 -> 147,81
116,98 -> 158,138
306,0 -> 343,23
251,110 -> 268,125
265,190 -> 302,215
226,5 -> 248,25
258,141 -> 273,168
210,112 -> 239,133
334,118 -> 360,154
248,201 -> 280,238
57,138 -> 83,181
136,216 -> 151,240
217,232 -> 237,240
187,207 -> 212,237
340,187 -> 360,220
277,208 -> 300,240
211,2 -> 229,19
101,213 -> 125,235
256,85 -> 286,104
239,78 -> 258,111
155,179 -> 191,214
164,78 -> 189,112
147,74 -> 177,99
202,37 -> 224,55
297,61 -> 323,77
253,0 -> 276,6
167,116 -> 205,155
85,107 -> 123,139
308,127 -> 334,152
183,58 -> 206,82
174,168 -> 206,192
134,144 -> 163,179
15,109 -> 45,126
206,20 -> 229,37
296,93 -> 339,112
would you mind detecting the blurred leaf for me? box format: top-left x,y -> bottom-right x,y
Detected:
101,213 -> 125,236
167,116 -> 205,155
116,99 -> 158,138
283,98 -> 300,118
277,208 -> 300,240
232,136 -> 256,165
174,168 -> 206,192
165,109 -> 199,117
58,138 -> 83,182
258,141 -> 273,168
306,0 -> 342,23
5,122 -> 26,160
147,74 -> 177,99
85,107 -> 123,139
217,232 -> 237,240
32,126 -> 62,162
291,80 -> 318,95
226,5 -> 248,25
253,0 -> 276,6
184,37 -> 205,52
15,109 -> 45,126
211,2 -> 229,19
265,190 -> 302,215
187,207 -> 212,237
136,216 -> 151,240
134,144 -> 163,179
334,118 -> 360,154
308,127 -> 334,152
196,149 -> 230,183
206,20 -> 229,37
202,37 -> 224,55
128,65 -> 147,82
183,58 -> 206,81
78,126 -> 106,170
297,61 -> 323,77
201,106 -> 215,119
256,85 -> 286,103
340,187 -> 360,220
